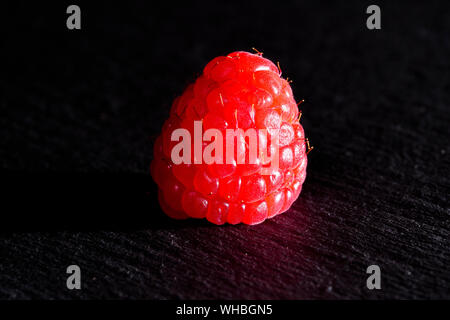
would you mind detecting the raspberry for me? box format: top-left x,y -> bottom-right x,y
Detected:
151,51 -> 308,225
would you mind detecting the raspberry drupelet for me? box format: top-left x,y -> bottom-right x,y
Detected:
151,51 -> 308,225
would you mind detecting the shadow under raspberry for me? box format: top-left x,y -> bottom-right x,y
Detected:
0,172 -> 200,232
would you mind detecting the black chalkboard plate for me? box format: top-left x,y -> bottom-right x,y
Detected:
0,1 -> 448,299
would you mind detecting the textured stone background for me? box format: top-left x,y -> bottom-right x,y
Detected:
0,1 -> 449,299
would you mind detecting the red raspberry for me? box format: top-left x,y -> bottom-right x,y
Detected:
151,51 -> 308,225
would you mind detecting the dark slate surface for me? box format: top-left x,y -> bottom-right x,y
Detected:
0,1 -> 449,299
